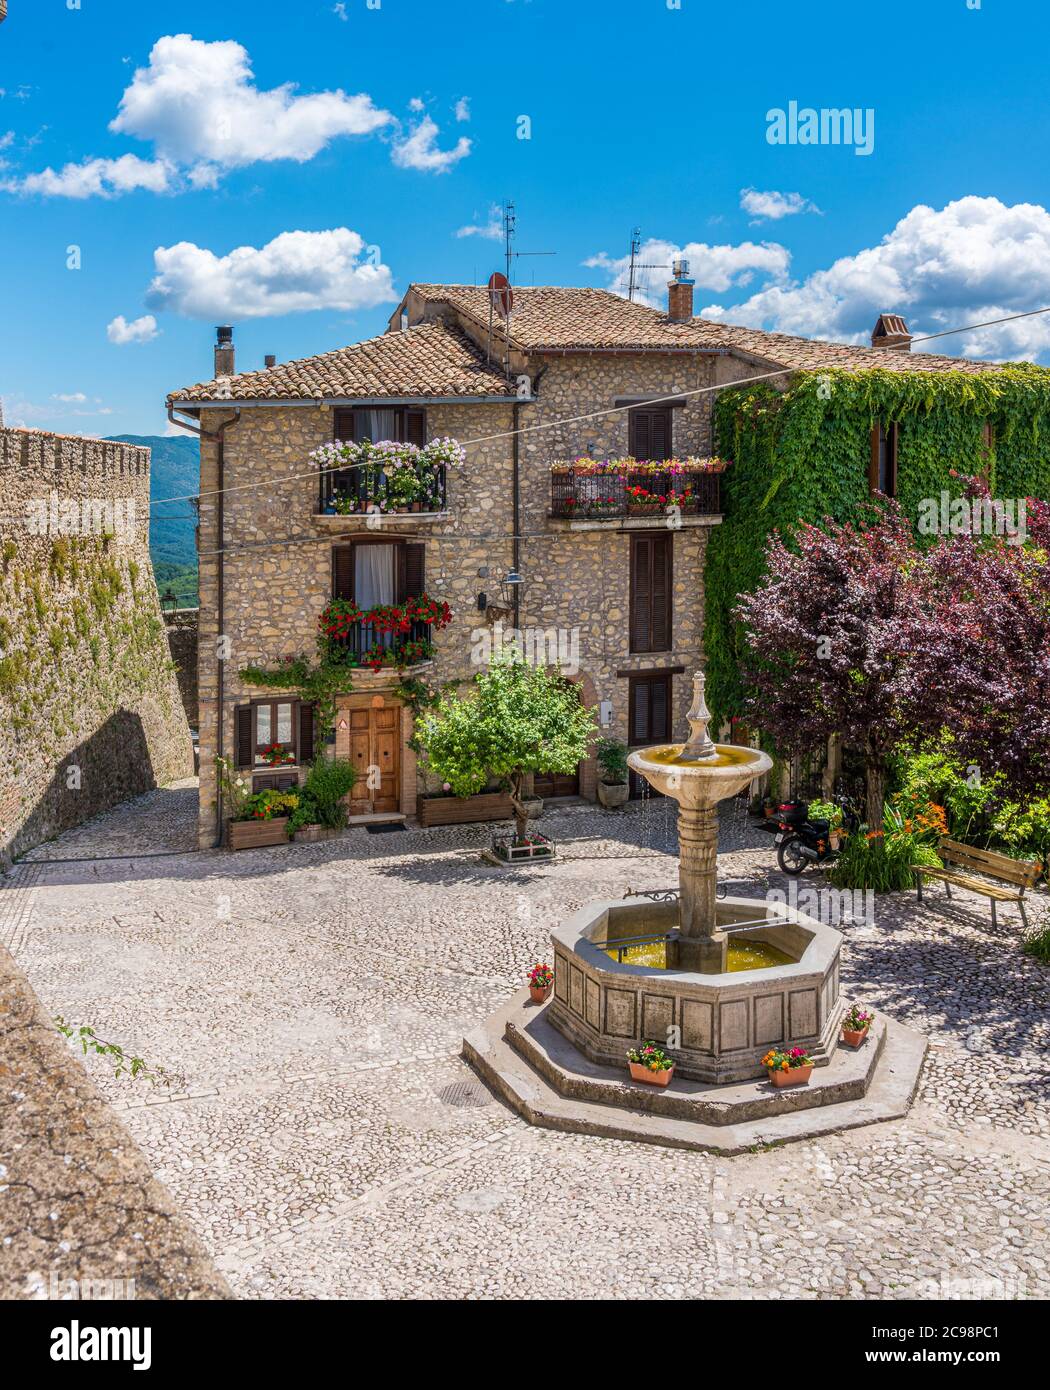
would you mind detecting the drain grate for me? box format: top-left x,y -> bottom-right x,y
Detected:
365,822 -> 408,835
437,1081 -> 492,1109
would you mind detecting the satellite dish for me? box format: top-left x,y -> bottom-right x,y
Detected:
488,271 -> 513,320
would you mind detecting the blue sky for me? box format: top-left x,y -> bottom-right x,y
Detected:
1,0 -> 1049,435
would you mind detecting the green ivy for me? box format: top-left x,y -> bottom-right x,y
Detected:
238,657 -> 350,740
706,365 -> 1050,726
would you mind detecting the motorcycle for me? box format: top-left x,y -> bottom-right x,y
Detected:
765,795 -> 861,876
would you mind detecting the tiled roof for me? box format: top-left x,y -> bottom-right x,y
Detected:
410,283 -> 1012,375
168,319 -> 516,403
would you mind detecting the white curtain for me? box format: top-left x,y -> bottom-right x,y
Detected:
356,545 -> 396,647
354,409 -> 397,443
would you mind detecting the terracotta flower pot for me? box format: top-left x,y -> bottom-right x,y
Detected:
629,1061 -> 674,1087
842,1025 -> 870,1048
529,984 -> 552,1004
768,1064 -> 813,1088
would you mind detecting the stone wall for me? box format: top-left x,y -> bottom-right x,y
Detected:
193,348 -> 752,844
163,607 -> 200,728
0,939 -> 230,1300
0,428 -> 194,867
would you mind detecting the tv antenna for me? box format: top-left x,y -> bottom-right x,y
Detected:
626,226 -> 669,302
502,201 -> 556,284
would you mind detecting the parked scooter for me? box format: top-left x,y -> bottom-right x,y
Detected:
762,795 -> 861,876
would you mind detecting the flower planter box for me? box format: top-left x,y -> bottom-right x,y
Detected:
228,817 -> 290,850
529,984 -> 552,1005
597,781 -> 629,808
293,824 -> 341,843
768,1064 -> 813,1088
628,1062 -> 674,1087
841,1024 -> 870,1048
418,791 -> 514,827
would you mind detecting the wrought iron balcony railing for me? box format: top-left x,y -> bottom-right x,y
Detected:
550,466 -> 722,521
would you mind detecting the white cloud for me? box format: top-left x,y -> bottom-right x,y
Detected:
333,2 -> 348,18
454,96 -> 470,123
586,236 -> 791,306
456,204 -> 502,240
107,314 -> 160,345
0,132 -> 13,150
51,392 -> 87,403
701,196 -> 1050,360
408,97 -> 425,113
5,153 -> 171,198
740,187 -> 821,221
145,228 -> 396,319
391,115 -> 471,174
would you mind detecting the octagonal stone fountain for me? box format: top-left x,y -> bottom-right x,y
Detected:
464,668 -> 927,1151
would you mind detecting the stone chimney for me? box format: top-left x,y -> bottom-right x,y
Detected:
0,3 -> 8,23
871,313 -> 912,351
214,326 -> 235,377
667,257 -> 695,322
264,354 -> 277,369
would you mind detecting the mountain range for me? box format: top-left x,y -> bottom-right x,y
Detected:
107,434 -> 199,604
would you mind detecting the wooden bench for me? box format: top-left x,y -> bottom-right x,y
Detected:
912,839 -> 1041,929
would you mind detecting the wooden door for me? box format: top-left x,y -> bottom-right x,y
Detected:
347,702 -> 401,814
628,672 -> 671,798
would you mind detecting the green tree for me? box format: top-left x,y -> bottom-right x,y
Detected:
415,655 -> 596,839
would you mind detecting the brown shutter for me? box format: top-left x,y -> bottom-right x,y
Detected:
651,675 -> 670,740
333,408 -> 354,441
405,410 -> 425,446
651,408 -> 670,461
650,534 -> 672,651
332,545 -> 354,600
235,705 -> 253,768
630,536 -> 652,652
888,422 -> 899,498
630,677 -> 649,743
298,702 -> 315,766
629,409 -> 649,460
398,542 -> 426,601
869,426 -> 881,494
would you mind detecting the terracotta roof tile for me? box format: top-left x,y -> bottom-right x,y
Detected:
410,283 -> 1014,374
168,319 -> 516,403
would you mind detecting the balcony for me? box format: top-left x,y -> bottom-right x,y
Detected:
312,438 -> 462,530
318,594 -> 452,674
549,458 -> 725,530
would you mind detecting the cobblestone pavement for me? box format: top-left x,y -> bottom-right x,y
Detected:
5,785 -> 1049,1299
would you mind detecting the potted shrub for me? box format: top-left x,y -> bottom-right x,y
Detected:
527,962 -> 554,1003
414,654 -> 596,859
841,1003 -> 874,1047
596,738 -> 629,808
762,1046 -> 814,1087
289,757 -> 359,840
626,1041 -> 675,1087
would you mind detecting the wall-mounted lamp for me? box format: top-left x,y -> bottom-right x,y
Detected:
160,588 -> 178,614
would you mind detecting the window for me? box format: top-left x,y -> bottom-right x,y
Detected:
628,671 -> 672,798
629,405 -> 672,461
334,407 -> 425,446
869,422 -> 898,497
630,533 -> 672,653
332,540 -> 425,604
235,700 -> 315,770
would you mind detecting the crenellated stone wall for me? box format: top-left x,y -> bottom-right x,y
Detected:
0,428 -> 194,866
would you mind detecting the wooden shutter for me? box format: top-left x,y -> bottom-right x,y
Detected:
298,702 -> 315,766
650,674 -> 669,740
405,410 -> 425,446
868,426 -> 880,494
235,705 -> 253,768
630,535 -> 672,653
887,423 -> 898,498
332,545 -> 354,600
630,409 -> 650,460
630,677 -> 650,743
629,407 -> 671,461
397,542 -> 426,601
333,409 -> 354,441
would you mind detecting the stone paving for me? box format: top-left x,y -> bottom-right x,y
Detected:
3,784 -> 1049,1300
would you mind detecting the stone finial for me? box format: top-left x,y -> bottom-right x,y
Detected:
680,670 -> 716,760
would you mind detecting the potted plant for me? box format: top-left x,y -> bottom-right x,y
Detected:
596,737 -> 629,808
762,1046 -> 814,1087
841,1003 -> 874,1047
228,789 -> 299,849
626,1041 -> 675,1087
527,963 -> 554,1003
260,741 -> 295,766
288,757 -> 359,840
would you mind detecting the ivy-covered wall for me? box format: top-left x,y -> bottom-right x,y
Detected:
0,429 -> 194,866
705,365 -> 1050,725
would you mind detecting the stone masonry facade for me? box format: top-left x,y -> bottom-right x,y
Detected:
190,365 -> 738,849
0,428 -> 194,866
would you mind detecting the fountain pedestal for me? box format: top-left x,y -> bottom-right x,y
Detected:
677,804 -> 727,974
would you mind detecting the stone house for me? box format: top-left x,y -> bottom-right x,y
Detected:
168,271 -> 1009,849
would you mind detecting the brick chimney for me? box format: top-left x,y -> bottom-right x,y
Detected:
214,326 -> 235,377
871,313 -> 912,351
264,354 -> 277,369
667,257 -> 695,322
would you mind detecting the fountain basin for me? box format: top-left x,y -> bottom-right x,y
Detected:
627,742 -> 771,809
548,895 -> 843,1084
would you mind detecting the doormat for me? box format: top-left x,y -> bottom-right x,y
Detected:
365,822 -> 408,835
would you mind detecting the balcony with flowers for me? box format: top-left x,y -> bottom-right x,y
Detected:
548,456 -> 727,530
318,592 -> 453,674
312,437 -> 465,530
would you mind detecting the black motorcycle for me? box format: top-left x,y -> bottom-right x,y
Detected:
766,796 -> 861,876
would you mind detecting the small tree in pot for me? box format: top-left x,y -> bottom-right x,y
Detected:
415,653 -> 596,843
596,738 -> 629,808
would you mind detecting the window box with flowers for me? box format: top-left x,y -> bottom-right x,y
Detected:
217,759 -> 300,849
312,437 -> 464,521
549,456 -> 727,522
318,592 -> 453,672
